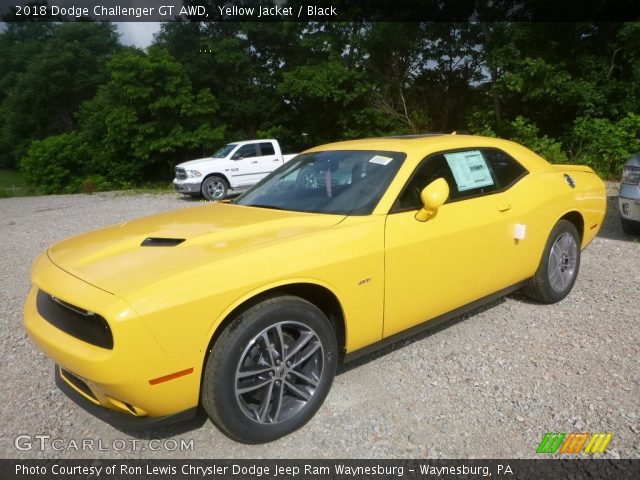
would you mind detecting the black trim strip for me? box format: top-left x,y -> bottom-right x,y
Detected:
343,280 -> 528,363
231,171 -> 273,177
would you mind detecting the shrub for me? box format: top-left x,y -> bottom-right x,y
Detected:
506,116 -> 568,164
566,113 -> 640,178
20,133 -> 90,194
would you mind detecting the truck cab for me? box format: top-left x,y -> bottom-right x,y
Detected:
173,139 -> 297,200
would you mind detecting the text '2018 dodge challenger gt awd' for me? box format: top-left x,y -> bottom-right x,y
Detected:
24,134 -> 606,443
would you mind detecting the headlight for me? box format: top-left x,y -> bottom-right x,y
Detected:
186,170 -> 202,178
621,166 -> 640,185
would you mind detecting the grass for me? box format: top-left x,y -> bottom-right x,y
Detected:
0,169 -> 33,197
0,171 -> 177,197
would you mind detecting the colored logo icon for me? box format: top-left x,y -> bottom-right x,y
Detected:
537,433 -> 613,454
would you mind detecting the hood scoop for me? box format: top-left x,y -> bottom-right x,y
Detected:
141,237 -> 186,247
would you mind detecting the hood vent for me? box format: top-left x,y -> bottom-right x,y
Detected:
141,237 -> 186,247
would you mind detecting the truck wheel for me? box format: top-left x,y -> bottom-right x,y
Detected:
297,166 -> 319,190
201,175 -> 228,201
202,296 -> 338,444
525,220 -> 581,303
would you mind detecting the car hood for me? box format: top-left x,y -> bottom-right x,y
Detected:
47,203 -> 344,294
176,157 -> 223,169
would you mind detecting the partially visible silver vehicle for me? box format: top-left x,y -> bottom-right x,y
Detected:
619,152 -> 640,234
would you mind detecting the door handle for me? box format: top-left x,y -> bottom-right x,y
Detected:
251,161 -> 258,164
497,203 -> 512,212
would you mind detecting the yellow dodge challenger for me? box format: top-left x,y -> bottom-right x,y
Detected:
24,134 -> 606,443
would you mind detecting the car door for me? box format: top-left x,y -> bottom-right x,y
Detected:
253,142 -> 281,182
230,143 -> 261,186
383,148 -> 527,337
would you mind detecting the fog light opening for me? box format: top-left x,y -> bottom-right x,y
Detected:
622,203 -> 630,216
123,402 -> 138,415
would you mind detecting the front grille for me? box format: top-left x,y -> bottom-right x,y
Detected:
175,167 -> 187,180
36,290 -> 113,349
60,367 -> 98,403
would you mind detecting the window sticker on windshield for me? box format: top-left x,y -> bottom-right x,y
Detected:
369,155 -> 393,165
444,150 -> 494,191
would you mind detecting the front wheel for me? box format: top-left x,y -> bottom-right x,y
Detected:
201,175 -> 228,201
202,296 -> 338,443
296,165 -> 319,190
525,219 -> 581,303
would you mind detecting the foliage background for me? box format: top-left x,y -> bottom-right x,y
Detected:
1,20 -> 639,193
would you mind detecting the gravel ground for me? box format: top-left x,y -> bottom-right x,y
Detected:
0,186 -> 638,459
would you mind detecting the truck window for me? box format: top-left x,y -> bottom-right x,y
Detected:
258,142 -> 276,156
235,144 -> 258,159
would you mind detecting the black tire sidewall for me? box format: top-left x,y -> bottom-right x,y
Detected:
203,297 -> 338,444
201,176 -> 227,201
537,220 -> 581,303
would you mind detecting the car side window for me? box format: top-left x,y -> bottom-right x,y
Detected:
235,144 -> 258,159
393,148 -> 527,211
258,142 -> 275,156
483,148 -> 528,189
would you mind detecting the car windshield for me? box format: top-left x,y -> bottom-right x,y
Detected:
211,144 -> 237,158
235,150 -> 406,215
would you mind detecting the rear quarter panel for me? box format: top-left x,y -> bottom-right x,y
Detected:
508,167 -> 606,283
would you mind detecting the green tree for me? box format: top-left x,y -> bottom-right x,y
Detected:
78,46 -> 224,184
0,22 -> 119,168
567,113 -> 640,177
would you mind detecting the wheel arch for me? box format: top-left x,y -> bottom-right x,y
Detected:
202,172 -> 230,187
557,210 -> 584,245
199,282 -> 347,393
527,210 -> 585,281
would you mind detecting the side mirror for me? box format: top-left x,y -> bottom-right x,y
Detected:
415,178 -> 449,222
231,153 -> 242,160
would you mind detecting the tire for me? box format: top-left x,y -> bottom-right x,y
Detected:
202,296 -> 338,444
621,218 -> 640,235
296,166 -> 319,190
201,175 -> 228,201
525,220 -> 581,304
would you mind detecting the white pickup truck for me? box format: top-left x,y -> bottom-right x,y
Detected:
173,139 -> 297,200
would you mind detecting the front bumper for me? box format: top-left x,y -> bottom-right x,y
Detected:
24,253 -> 202,421
618,195 -> 640,222
173,178 -> 202,194
55,366 -> 198,428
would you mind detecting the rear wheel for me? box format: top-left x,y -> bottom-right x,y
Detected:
202,296 -> 338,443
525,220 -> 581,303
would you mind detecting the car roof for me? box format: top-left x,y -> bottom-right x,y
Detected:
309,134 -> 513,152
306,134 -> 554,173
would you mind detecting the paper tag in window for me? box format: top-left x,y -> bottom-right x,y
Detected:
369,155 -> 393,165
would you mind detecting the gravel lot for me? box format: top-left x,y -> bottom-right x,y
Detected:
1,186 -> 638,459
